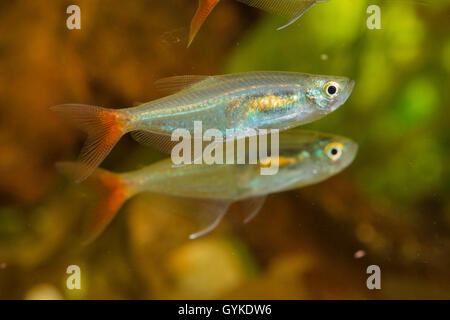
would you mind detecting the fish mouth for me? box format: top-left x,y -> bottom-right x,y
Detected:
341,140 -> 358,169
342,80 -> 355,103
331,79 -> 354,111
348,80 -> 355,92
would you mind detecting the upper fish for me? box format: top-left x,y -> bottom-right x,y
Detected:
189,0 -> 331,47
52,71 -> 354,182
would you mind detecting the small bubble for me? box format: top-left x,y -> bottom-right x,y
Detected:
320,54 -> 329,61
354,250 -> 366,259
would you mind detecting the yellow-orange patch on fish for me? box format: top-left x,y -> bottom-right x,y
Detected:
248,95 -> 295,113
99,110 -> 125,145
259,156 -> 297,168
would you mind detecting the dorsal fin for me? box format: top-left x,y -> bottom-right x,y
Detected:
154,75 -> 210,95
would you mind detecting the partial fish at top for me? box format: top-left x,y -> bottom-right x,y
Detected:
189,0 -> 331,47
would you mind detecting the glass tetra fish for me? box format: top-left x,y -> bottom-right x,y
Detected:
58,130 -> 357,243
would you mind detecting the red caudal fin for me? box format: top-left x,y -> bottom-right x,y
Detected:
51,104 -> 128,182
57,162 -> 133,244
188,0 -> 220,47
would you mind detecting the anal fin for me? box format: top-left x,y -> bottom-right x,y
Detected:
131,130 -> 177,154
235,196 -> 267,224
276,1 -> 316,30
156,195 -> 232,240
236,0 -> 318,30
188,199 -> 231,239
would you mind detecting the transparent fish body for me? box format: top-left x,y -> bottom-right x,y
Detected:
128,72 -> 354,135
59,130 -> 357,242
52,71 -> 354,182
121,130 -> 358,201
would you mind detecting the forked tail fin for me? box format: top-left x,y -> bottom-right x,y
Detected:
57,162 -> 134,244
188,0 -> 220,47
51,104 -> 128,182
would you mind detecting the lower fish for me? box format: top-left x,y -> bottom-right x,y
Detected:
52,71 -> 354,182
189,0 -> 331,47
58,130 -> 358,243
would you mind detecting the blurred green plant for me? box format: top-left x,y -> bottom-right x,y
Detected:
226,0 -> 449,205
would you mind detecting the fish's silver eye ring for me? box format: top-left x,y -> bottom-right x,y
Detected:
323,81 -> 340,98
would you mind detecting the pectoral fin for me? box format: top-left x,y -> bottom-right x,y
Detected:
131,130 -> 209,166
131,130 -> 177,154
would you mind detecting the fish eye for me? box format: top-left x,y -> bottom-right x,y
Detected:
323,81 -> 339,98
325,142 -> 343,161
